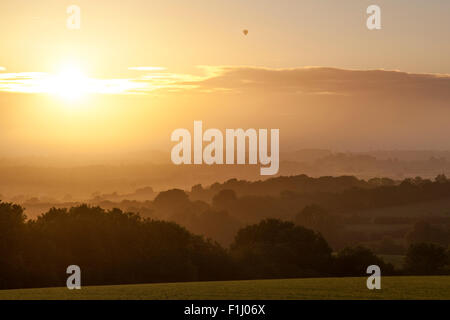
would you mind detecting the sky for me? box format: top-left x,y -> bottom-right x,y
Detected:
0,0 -> 449,160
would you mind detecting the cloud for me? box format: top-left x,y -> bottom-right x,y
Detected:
0,67 -> 203,95
0,72 -> 148,95
0,66 -> 449,100
128,66 -> 166,71
181,66 -> 450,99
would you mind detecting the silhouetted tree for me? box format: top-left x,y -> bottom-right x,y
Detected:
1,204 -> 235,289
404,243 -> 449,275
333,246 -> 394,276
231,219 -> 332,279
152,189 -> 190,218
0,202 -> 27,288
435,174 -> 448,183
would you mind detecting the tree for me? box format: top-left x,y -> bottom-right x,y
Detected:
333,246 -> 394,276
404,243 -> 448,275
231,219 -> 332,279
0,202 -> 27,288
435,174 -> 448,183
152,189 -> 190,218
212,189 -> 237,210
0,204 -> 236,289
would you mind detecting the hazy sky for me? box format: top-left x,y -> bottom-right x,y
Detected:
0,0 -> 449,159
1,0 -> 450,73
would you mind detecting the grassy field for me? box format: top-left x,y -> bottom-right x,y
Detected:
0,276 -> 449,300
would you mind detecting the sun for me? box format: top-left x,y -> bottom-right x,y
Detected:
48,65 -> 90,100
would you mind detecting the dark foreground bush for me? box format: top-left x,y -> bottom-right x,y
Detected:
332,246 -> 395,276
0,203 -> 233,289
1,200 -> 444,290
230,219 -> 333,279
404,242 -> 449,275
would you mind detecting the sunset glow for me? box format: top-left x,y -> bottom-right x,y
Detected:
0,0 -> 450,303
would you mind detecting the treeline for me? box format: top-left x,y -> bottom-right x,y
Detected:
190,175 -> 379,202
18,174 -> 450,252
190,174 -> 450,215
1,202 -> 449,290
142,175 -> 450,247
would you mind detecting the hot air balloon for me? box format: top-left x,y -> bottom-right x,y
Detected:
243,29 -> 248,36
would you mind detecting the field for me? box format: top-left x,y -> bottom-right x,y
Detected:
0,276 -> 449,300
